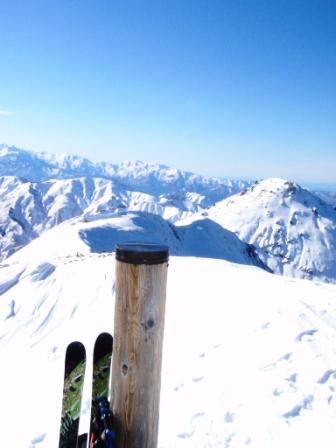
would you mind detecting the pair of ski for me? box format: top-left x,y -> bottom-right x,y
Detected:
59,333 -> 115,448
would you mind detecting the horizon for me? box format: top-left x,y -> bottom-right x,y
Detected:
0,0 -> 335,184
1,141 -> 336,191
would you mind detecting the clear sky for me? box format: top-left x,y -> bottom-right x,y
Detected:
0,0 -> 335,184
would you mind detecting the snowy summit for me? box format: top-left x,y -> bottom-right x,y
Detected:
180,178 -> 336,283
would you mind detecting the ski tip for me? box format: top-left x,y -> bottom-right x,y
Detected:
64,341 -> 86,377
93,333 -> 113,363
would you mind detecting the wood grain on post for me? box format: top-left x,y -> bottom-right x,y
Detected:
111,243 -> 169,448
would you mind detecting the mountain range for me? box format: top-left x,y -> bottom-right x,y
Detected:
0,144 -> 335,283
1,144 -> 336,446
0,144 -> 249,198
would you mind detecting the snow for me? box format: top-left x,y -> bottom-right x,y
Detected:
3,211 -> 266,269
0,145 -> 250,199
0,174 -> 242,261
1,220 -> 336,447
314,190 -> 336,208
1,145 -> 336,446
178,178 -> 336,283
2,147 -> 335,283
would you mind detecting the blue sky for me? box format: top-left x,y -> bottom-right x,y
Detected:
0,0 -> 335,184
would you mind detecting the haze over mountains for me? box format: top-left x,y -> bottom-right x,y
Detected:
0,144 -> 335,283
0,144 -> 249,198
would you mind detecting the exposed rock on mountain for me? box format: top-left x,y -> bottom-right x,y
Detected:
197,178 -> 336,283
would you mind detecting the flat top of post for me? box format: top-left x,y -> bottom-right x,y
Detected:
116,242 -> 169,265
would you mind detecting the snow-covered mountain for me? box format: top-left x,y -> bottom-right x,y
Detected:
0,175 -> 227,261
1,221 -> 336,447
1,210 -> 268,270
182,178 -> 336,283
0,145 -> 250,199
0,144 -> 251,262
1,144 -> 335,284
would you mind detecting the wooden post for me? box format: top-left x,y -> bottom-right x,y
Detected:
111,243 -> 169,447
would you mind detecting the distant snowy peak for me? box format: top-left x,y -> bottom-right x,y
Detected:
0,145 -> 250,199
190,178 -> 336,283
0,144 -> 110,181
224,178 -> 335,219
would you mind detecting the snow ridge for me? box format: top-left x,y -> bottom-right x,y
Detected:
3,210 -> 268,271
0,176 -> 216,260
188,178 -> 336,283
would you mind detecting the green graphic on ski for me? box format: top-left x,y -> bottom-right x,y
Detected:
59,341 -> 86,448
89,332 -> 113,447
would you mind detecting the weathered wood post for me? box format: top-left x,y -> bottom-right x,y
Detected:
111,242 -> 169,447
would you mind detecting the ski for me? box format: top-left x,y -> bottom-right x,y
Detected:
89,332 -> 115,448
59,341 -> 86,448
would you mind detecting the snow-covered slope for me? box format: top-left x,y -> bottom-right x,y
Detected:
3,211 -> 267,270
1,229 -> 336,447
0,145 -> 251,261
0,176 -> 210,260
314,190 -> 336,208
0,145 -> 250,199
179,178 -> 336,283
